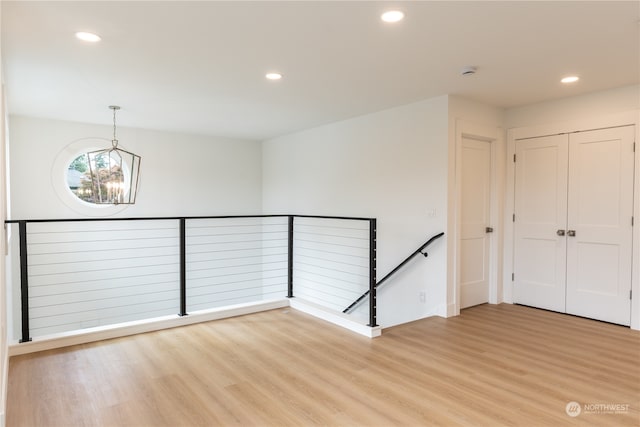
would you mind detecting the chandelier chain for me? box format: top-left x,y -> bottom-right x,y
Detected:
109,105 -> 120,148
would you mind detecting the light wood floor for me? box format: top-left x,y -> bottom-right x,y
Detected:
7,304 -> 640,426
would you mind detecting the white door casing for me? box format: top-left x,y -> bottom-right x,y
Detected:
460,137 -> 492,308
453,120 -> 504,317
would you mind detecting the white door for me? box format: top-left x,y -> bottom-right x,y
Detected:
460,137 -> 491,308
565,126 -> 635,325
513,126 -> 635,326
513,134 -> 568,313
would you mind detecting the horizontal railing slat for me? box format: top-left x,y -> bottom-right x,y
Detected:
27,220 -> 178,233
30,301 -> 179,331
186,240 -> 286,253
28,275 -> 180,298
28,246 -> 180,265
27,238 -> 179,255
29,254 -> 180,276
185,224 -> 288,235
29,281 -> 179,307
27,228 -> 179,244
187,254 -> 286,271
29,290 -> 178,320
29,263 -> 180,287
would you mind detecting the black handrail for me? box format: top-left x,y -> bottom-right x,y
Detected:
343,232 -> 444,314
4,213 -> 376,224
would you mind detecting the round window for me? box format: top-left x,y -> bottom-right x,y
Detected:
52,138 -> 135,216
66,153 -> 94,203
66,151 -> 134,205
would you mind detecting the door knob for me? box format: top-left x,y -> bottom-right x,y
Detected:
557,229 -> 565,236
485,227 -> 493,233
567,230 -> 576,237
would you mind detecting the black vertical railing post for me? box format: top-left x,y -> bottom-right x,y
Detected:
179,218 -> 187,316
368,219 -> 378,327
18,221 -> 31,342
287,215 -> 294,298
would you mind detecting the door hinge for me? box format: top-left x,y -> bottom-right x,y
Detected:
633,142 -> 636,152
512,273 -> 515,281
632,216 -> 635,227
513,154 -> 516,162
630,290 -> 633,300
512,213 -> 515,222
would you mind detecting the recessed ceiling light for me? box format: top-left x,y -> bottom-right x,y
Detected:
265,73 -> 283,80
561,76 -> 579,84
381,10 -> 405,23
75,32 -> 101,43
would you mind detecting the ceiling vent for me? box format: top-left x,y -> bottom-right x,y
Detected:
460,66 -> 477,76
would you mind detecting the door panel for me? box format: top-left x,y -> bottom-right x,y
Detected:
460,137 -> 491,308
566,126 -> 635,325
514,135 -> 568,312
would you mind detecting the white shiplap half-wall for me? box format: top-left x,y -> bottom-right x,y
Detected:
25,220 -> 180,338
292,217 -> 370,322
185,217 -> 288,312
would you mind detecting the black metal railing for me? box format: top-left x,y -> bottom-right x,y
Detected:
343,232 -> 444,314
6,214 -> 377,342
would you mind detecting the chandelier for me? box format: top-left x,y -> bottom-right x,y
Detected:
87,106 -> 141,204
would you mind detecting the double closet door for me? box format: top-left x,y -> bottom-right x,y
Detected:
513,126 -> 635,325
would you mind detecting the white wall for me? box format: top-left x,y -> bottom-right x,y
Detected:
0,88 -> 7,427
8,115 -> 263,219
0,2 -> 8,422
262,96 -> 450,328
450,96 -> 505,129
506,84 -> 639,129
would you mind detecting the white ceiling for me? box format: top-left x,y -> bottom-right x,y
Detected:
2,1 -> 639,141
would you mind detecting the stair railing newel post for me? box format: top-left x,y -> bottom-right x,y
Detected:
19,221 -> 31,343
287,216 -> 294,298
368,219 -> 378,327
179,218 -> 187,317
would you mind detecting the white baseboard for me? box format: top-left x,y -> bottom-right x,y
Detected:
9,299 -> 289,356
1,335 -> 7,427
289,298 -> 381,338
445,303 -> 457,317
8,297 -> 384,356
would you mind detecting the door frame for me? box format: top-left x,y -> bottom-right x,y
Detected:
453,120 -> 504,316
505,111 -> 640,330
